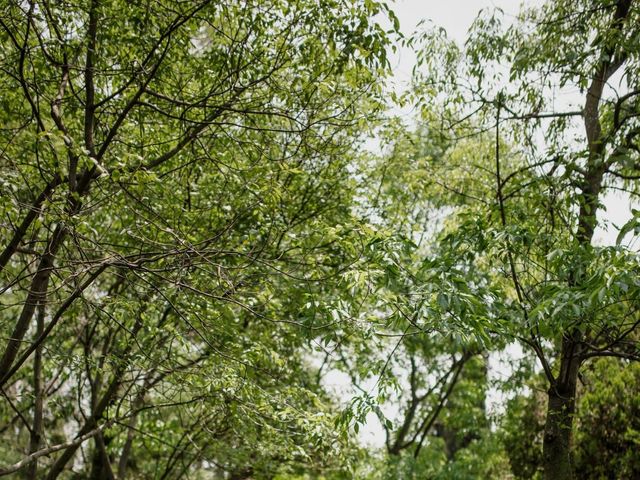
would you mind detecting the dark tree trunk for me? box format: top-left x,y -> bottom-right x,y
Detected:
543,388 -> 575,479
543,337 -> 581,480
25,303 -> 45,479
89,433 -> 115,480
229,468 -> 253,480
0,225 -> 66,383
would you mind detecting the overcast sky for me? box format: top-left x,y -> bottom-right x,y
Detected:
388,0 -> 539,80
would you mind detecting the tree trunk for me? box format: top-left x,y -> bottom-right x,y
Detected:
0,225 -> 66,383
25,303 -> 45,479
543,389 -> 575,479
89,433 -> 115,480
542,338 -> 581,480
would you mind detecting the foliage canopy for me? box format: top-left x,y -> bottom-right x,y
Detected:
1,1 -> 639,479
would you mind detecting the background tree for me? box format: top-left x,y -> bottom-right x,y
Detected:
329,122 -> 512,478
408,0 -> 640,478
503,359 -> 640,479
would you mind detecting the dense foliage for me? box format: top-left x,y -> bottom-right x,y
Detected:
1,0 -> 639,479
0,0 -> 394,478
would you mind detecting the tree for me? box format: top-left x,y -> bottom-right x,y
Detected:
330,123 -> 507,478
502,359 -> 640,479
408,0 -> 640,478
0,0 -> 395,477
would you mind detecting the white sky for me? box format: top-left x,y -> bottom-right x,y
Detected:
388,0 -> 539,81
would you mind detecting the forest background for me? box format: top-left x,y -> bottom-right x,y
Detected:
0,0 -> 639,479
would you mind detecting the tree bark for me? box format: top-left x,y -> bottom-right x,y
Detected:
0,225 -> 66,381
543,394 -> 574,479
89,433 -> 115,480
25,303 -> 45,479
543,335 -> 582,480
